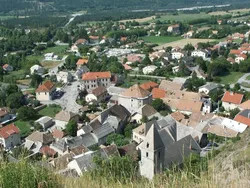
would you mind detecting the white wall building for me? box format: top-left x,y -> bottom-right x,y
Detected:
30,65 -> 45,75
142,65 -> 157,75
0,124 -> 21,149
172,52 -> 184,60
191,50 -> 208,59
56,71 -> 73,84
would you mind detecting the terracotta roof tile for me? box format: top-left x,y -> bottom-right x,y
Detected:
2,64 -> 9,69
234,114 -> 250,127
239,100 -> 250,110
171,111 -> 185,122
52,129 -> 65,139
36,81 -> 55,92
123,64 -> 132,70
40,146 -> 57,156
140,81 -> 158,91
152,88 -> 166,99
76,59 -> 88,65
222,91 -> 244,104
230,49 -> 242,55
0,124 -> 20,139
176,99 -> 203,113
91,86 -> 107,97
120,84 -> 151,98
82,72 -> 111,80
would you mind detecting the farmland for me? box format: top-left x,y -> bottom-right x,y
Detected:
141,36 -> 182,44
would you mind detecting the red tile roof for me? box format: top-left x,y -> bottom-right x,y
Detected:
76,59 -> 88,65
230,49 -> 242,55
140,81 -> 159,91
123,64 -> 132,70
89,35 -> 99,40
40,146 -> 57,156
234,114 -> 250,127
222,91 -> 244,104
52,129 -> 65,139
75,39 -> 88,45
82,72 -> 111,80
152,88 -> 166,99
0,124 -> 20,139
36,81 -> 55,92
120,37 -> 127,41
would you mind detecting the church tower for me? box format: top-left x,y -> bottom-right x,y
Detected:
139,122 -> 165,179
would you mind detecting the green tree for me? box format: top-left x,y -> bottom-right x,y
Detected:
65,120 -> 78,137
229,108 -> 240,119
6,84 -> 19,96
30,74 -> 43,88
141,54 -> 151,65
152,98 -> 171,113
6,92 -> 24,109
17,106 -> 37,120
106,133 -> 129,146
233,83 -> 241,92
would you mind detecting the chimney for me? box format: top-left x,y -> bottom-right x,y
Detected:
230,91 -> 234,95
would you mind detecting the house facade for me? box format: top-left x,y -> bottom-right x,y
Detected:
118,84 -> 152,113
85,86 -> 108,103
36,81 -> 56,101
222,91 -> 244,111
54,111 -> 79,130
82,72 -> 111,92
172,52 -> 184,60
0,124 -> 21,149
56,71 -> 73,84
30,65 -> 45,75
191,50 -> 208,60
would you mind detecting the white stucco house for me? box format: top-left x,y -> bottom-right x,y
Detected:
0,124 -> 21,149
198,83 -> 219,95
118,84 -> 152,113
30,65 -> 45,75
172,52 -> 184,60
221,91 -> 244,111
85,86 -> 108,103
82,72 -> 111,92
142,65 -> 157,75
44,53 -> 58,61
36,81 -> 56,101
56,71 -> 73,84
191,50 -> 208,60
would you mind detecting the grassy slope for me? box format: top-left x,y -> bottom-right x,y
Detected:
38,105 -> 61,117
218,72 -> 244,84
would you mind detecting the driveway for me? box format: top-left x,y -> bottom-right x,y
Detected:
236,73 -> 250,92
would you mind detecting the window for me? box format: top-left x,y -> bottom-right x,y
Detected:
45,92 -> 47,95
147,142 -> 149,148
146,152 -> 148,157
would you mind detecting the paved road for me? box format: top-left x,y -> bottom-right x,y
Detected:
48,55 -> 68,75
43,81 -> 82,113
235,73 -> 250,92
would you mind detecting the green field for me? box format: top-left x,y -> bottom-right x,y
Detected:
151,12 -> 211,23
26,55 -> 43,62
38,105 -> 62,118
44,45 -> 68,56
141,36 -> 182,44
15,120 -> 32,138
218,72 -> 245,84
0,15 -> 14,20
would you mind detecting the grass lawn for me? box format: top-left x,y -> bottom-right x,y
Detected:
141,36 -> 182,44
218,72 -> 245,84
121,79 -> 150,88
16,79 -> 31,86
26,55 -> 44,62
40,61 -> 63,69
15,120 -> 32,138
39,105 -> 62,118
0,15 -> 14,20
246,75 -> 250,80
44,45 -> 68,56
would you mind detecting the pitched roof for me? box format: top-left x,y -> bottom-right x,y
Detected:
176,99 -> 203,113
171,111 -> 185,122
199,83 -> 219,91
93,122 -> 114,139
75,39 -> 88,45
0,124 -> 20,139
222,91 -> 244,104
91,86 -> 107,97
123,64 -> 132,70
230,49 -> 242,55
40,146 -> 57,156
140,81 -> 159,91
159,80 -> 182,91
0,107 -> 9,117
26,131 -> 54,145
2,64 -> 10,69
108,104 -> 131,121
239,100 -> 250,110
82,72 -> 111,80
55,111 -> 78,122
136,104 -> 158,117
52,129 -> 65,139
140,123 -> 165,151
36,81 -> 55,92
120,84 -> 151,98
118,143 -> 138,160
76,59 -> 88,65
99,145 -> 120,158
152,88 -> 166,99
234,109 -> 250,126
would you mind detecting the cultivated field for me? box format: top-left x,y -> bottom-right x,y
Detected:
208,11 -> 229,16
41,61 -> 62,69
153,38 -> 217,50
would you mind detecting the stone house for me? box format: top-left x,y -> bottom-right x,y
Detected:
35,116 -> 54,130
85,86 -> 108,103
56,71 -> 73,84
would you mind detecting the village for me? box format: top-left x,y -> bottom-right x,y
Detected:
1,10 -> 250,180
